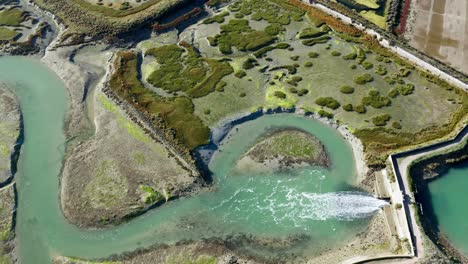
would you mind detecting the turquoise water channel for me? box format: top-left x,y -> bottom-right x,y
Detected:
428,162 -> 468,256
0,56 -> 387,263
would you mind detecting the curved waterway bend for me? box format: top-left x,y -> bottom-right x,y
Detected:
0,57 -> 387,263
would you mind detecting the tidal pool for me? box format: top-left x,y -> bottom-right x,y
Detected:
0,56 -> 387,263
428,162 -> 468,256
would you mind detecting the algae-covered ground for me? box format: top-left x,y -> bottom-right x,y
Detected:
0,84 -> 20,185
0,1 -> 52,53
61,91 -> 199,227
116,0 -> 468,167
234,128 -> 330,175
0,185 -> 15,264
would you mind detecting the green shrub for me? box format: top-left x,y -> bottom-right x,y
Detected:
146,44 -> 184,64
342,104 -> 353,111
308,52 -> 319,58
302,35 -> 330,46
343,52 -> 357,60
292,76 -> 303,82
298,89 -> 309,96
398,83 -> 415,95
375,65 -> 387,75
254,42 -> 290,58
388,88 -> 399,98
203,11 -> 229,24
204,109 -> 211,115
392,122 -> 402,129
289,87 -> 298,93
315,97 -> 340,110
372,114 -> 391,126
331,50 -> 341,56
265,23 -> 284,36
290,55 -> 300,61
274,91 -> 287,99
304,61 -> 313,67
242,58 -> 258,69
398,68 -> 411,77
216,81 -> 227,92
340,85 -> 354,94
234,12 -> 244,19
362,90 -> 391,108
239,92 -> 246,97
298,27 -> 326,39
318,110 -> 333,119
384,76 -> 396,85
270,65 -> 297,74
353,73 -> 373,85
362,61 -> 374,70
354,104 -> 367,114
349,64 -> 357,70
235,70 -> 247,78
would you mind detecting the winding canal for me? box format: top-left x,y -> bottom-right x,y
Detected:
0,56 -> 387,263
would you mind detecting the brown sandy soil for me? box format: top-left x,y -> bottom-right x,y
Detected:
407,0 -> 468,74
0,184 -> 16,264
60,90 -> 203,228
0,84 -> 20,185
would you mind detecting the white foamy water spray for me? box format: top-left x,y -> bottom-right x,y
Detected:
212,185 -> 389,229
283,191 -> 389,221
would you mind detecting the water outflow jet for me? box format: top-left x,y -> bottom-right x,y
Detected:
210,182 -> 389,231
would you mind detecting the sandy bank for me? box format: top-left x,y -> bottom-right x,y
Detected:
0,85 -> 21,186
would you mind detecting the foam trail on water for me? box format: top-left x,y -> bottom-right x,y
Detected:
284,191 -> 389,221
212,186 -> 389,229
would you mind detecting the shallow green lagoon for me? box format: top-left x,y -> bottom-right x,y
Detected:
0,56 -> 387,263
428,162 -> 468,256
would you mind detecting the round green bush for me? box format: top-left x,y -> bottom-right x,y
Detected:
342,104 -> 353,112
235,70 -> 247,78
315,97 -> 340,110
331,50 -> 341,56
340,85 -> 355,94
290,55 -> 300,61
274,91 -> 287,99
372,114 -> 391,126
308,52 -> 319,58
304,61 -> 313,67
354,104 -> 367,114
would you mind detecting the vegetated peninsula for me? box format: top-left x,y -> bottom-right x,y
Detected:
235,128 -> 330,175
